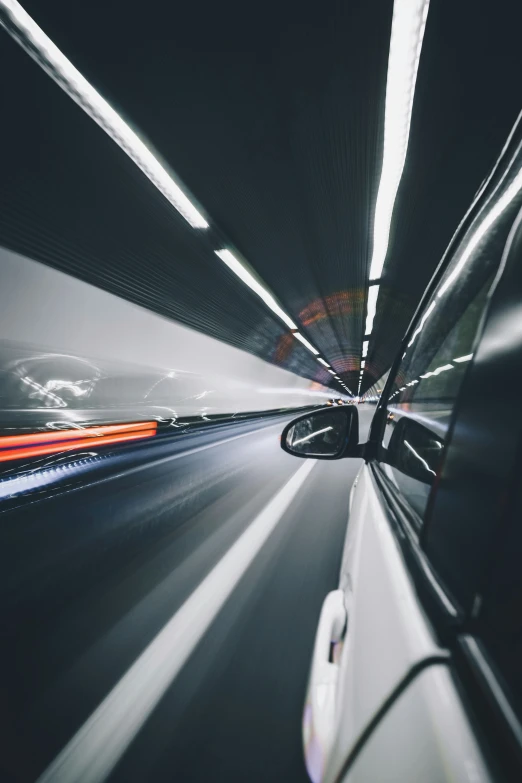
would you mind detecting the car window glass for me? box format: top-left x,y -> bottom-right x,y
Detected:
378,136 -> 522,527
381,267 -> 494,523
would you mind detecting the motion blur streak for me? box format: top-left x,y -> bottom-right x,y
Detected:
0,422 -> 158,447
0,249 -> 336,412
0,422 -> 157,462
0,427 -> 157,462
37,460 -> 317,783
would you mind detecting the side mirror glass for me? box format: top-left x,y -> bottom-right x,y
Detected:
281,406 -> 359,459
386,415 -> 443,484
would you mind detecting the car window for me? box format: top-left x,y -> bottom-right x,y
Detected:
378,132 -> 522,527
380,256 -> 496,523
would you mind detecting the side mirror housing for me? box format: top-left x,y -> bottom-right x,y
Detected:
281,406 -> 359,460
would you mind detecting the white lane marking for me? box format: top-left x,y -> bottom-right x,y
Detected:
37,458 -> 317,783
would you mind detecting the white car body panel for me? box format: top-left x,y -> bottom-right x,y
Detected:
304,463 -> 492,783
344,664 -> 492,783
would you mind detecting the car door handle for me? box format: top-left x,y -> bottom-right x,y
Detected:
303,589 -> 347,783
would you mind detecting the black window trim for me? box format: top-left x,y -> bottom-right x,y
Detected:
453,635 -> 522,780
368,461 -> 460,635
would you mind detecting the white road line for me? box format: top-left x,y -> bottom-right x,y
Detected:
37,458 -> 317,783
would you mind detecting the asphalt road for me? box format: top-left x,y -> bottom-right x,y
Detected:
0,407 -> 374,783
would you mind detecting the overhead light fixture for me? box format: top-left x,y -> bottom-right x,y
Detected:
2,1 -> 347,386
215,250 -> 297,330
292,332 -> 320,355
317,358 -> 330,368
327,369 -> 336,375
362,0 -> 430,366
368,0 -> 430,281
362,340 -> 369,358
454,354 -> 473,363
365,285 -> 380,335
361,360 -> 366,369
0,0 -> 209,229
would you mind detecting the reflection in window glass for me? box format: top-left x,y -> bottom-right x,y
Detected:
382,269 -> 494,522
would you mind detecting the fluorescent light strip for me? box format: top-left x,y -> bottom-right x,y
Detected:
361,360 -> 365,369
362,340 -> 369,358
365,285 -> 380,335
215,250 -> 297,330
362,0 -> 429,368
292,332 -> 320,356
0,1 -> 209,229
327,369 -> 336,375
454,354 -> 473,363
1,1 -> 342,379
213,252 -> 327,363
369,0 -> 430,280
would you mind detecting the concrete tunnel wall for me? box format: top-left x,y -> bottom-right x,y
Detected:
0,248 -> 345,417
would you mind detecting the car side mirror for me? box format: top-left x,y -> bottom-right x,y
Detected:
281,406 -> 359,459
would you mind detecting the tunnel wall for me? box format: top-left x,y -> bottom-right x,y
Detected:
0,248 -> 342,419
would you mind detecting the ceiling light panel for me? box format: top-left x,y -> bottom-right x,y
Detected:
365,285 -> 380,335
361,0 -> 430,386
369,0 -> 430,281
0,0 -> 209,229
215,250 -> 297,330
292,332 -> 320,356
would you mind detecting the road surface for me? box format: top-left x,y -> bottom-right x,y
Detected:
0,407 -> 373,783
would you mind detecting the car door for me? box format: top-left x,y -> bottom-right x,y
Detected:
304,115 -> 522,783
341,194 -> 522,783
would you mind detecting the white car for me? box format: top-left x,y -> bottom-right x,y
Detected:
281,111 -> 522,782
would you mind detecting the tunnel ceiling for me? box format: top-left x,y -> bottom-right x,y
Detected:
1,0 -> 522,393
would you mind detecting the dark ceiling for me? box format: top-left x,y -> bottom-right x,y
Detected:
1,0 -> 521,393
